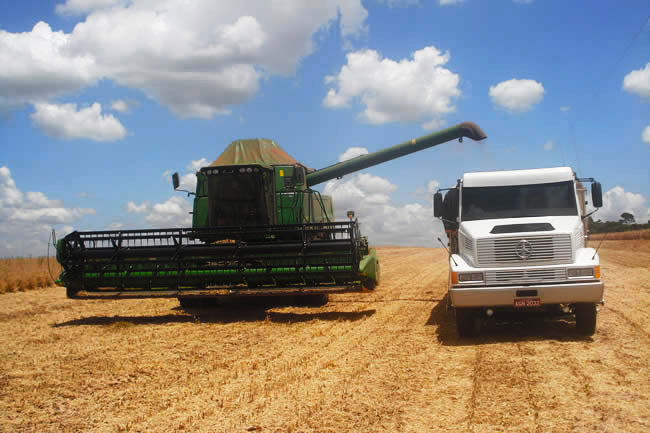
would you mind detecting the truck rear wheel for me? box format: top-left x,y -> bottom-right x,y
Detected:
574,302 -> 597,335
455,308 -> 475,338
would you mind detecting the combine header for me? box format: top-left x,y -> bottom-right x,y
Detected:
56,122 -> 486,304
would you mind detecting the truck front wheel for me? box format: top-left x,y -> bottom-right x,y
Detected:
574,303 -> 597,335
455,308 -> 475,338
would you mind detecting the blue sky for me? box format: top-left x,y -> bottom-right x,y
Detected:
0,0 -> 649,257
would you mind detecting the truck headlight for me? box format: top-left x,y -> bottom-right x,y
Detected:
456,272 -> 484,282
567,267 -> 595,278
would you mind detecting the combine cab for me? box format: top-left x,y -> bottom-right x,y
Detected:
56,122 -> 486,304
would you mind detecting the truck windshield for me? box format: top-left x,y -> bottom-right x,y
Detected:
461,180 -> 577,221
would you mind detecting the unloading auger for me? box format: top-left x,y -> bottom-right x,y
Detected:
56,122 -> 486,304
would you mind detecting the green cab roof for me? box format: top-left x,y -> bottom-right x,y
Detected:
209,138 -> 311,170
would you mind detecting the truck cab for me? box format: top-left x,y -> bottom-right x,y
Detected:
434,167 -> 604,337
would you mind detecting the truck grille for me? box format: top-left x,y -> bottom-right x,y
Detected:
477,234 -> 572,267
460,233 -> 473,254
485,268 -> 567,285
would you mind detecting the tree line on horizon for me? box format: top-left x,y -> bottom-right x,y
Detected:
588,213 -> 650,234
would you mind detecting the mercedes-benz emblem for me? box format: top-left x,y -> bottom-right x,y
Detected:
515,239 -> 533,260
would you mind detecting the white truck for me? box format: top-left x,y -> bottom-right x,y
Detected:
433,167 -> 604,337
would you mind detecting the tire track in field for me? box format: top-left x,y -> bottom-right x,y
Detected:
605,305 -> 650,338
466,346 -> 482,432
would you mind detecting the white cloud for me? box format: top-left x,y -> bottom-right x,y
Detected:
595,186 -> 650,223
560,105 -> 571,112
163,158 -> 209,192
513,0 -> 534,4
623,62 -> 650,99
145,196 -> 193,226
1,1 -> 369,118
31,102 -> 127,141
642,125 -> 650,145
489,78 -> 545,113
187,158 -> 210,172
414,178 -> 441,201
125,201 -> 149,214
0,21 -> 98,110
107,222 -> 123,230
543,140 -> 553,151
322,174 -> 444,245
110,98 -> 136,113
439,0 -> 464,5
0,165 -> 95,257
338,146 -> 369,162
324,46 -> 461,129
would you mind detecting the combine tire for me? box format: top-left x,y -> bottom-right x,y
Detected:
455,308 -> 475,338
574,302 -> 597,335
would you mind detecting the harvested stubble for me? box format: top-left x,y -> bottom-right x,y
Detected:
0,257 -> 61,294
0,242 -> 648,432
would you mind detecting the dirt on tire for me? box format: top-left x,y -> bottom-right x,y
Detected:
0,240 -> 648,432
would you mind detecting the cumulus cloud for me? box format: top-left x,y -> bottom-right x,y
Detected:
489,78 -> 545,113
2,1 -> 368,118
107,222 -> 123,230
110,98 -> 137,113
125,201 -> 149,214
414,179 -> 441,202
623,62 -> 650,99
0,21 -> 98,110
322,173 -> 444,245
595,186 -> 650,223
145,196 -> 193,226
560,105 -> 571,112
0,165 -> 95,256
543,140 -> 553,151
642,125 -> 650,145
323,46 -> 461,129
338,146 -> 369,162
164,157 -> 210,191
31,102 -> 127,141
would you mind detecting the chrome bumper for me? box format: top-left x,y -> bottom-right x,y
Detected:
450,280 -> 604,308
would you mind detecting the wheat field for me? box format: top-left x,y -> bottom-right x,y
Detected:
0,240 -> 648,432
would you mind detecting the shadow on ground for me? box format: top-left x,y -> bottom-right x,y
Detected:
426,294 -> 594,346
53,297 -> 376,327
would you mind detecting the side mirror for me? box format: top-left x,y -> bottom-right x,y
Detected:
591,182 -> 603,208
433,192 -> 443,217
172,172 -> 180,190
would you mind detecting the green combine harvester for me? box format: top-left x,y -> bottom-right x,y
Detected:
56,122 -> 486,305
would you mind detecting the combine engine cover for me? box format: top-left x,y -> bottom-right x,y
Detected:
56,221 -> 379,299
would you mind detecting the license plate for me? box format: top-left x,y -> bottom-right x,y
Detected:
514,298 -> 541,307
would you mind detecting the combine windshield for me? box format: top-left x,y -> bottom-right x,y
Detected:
208,170 -> 270,226
461,180 -> 578,221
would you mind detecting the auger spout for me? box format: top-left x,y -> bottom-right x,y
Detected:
306,122 -> 486,187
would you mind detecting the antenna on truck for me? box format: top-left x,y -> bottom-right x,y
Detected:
438,237 -> 458,266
